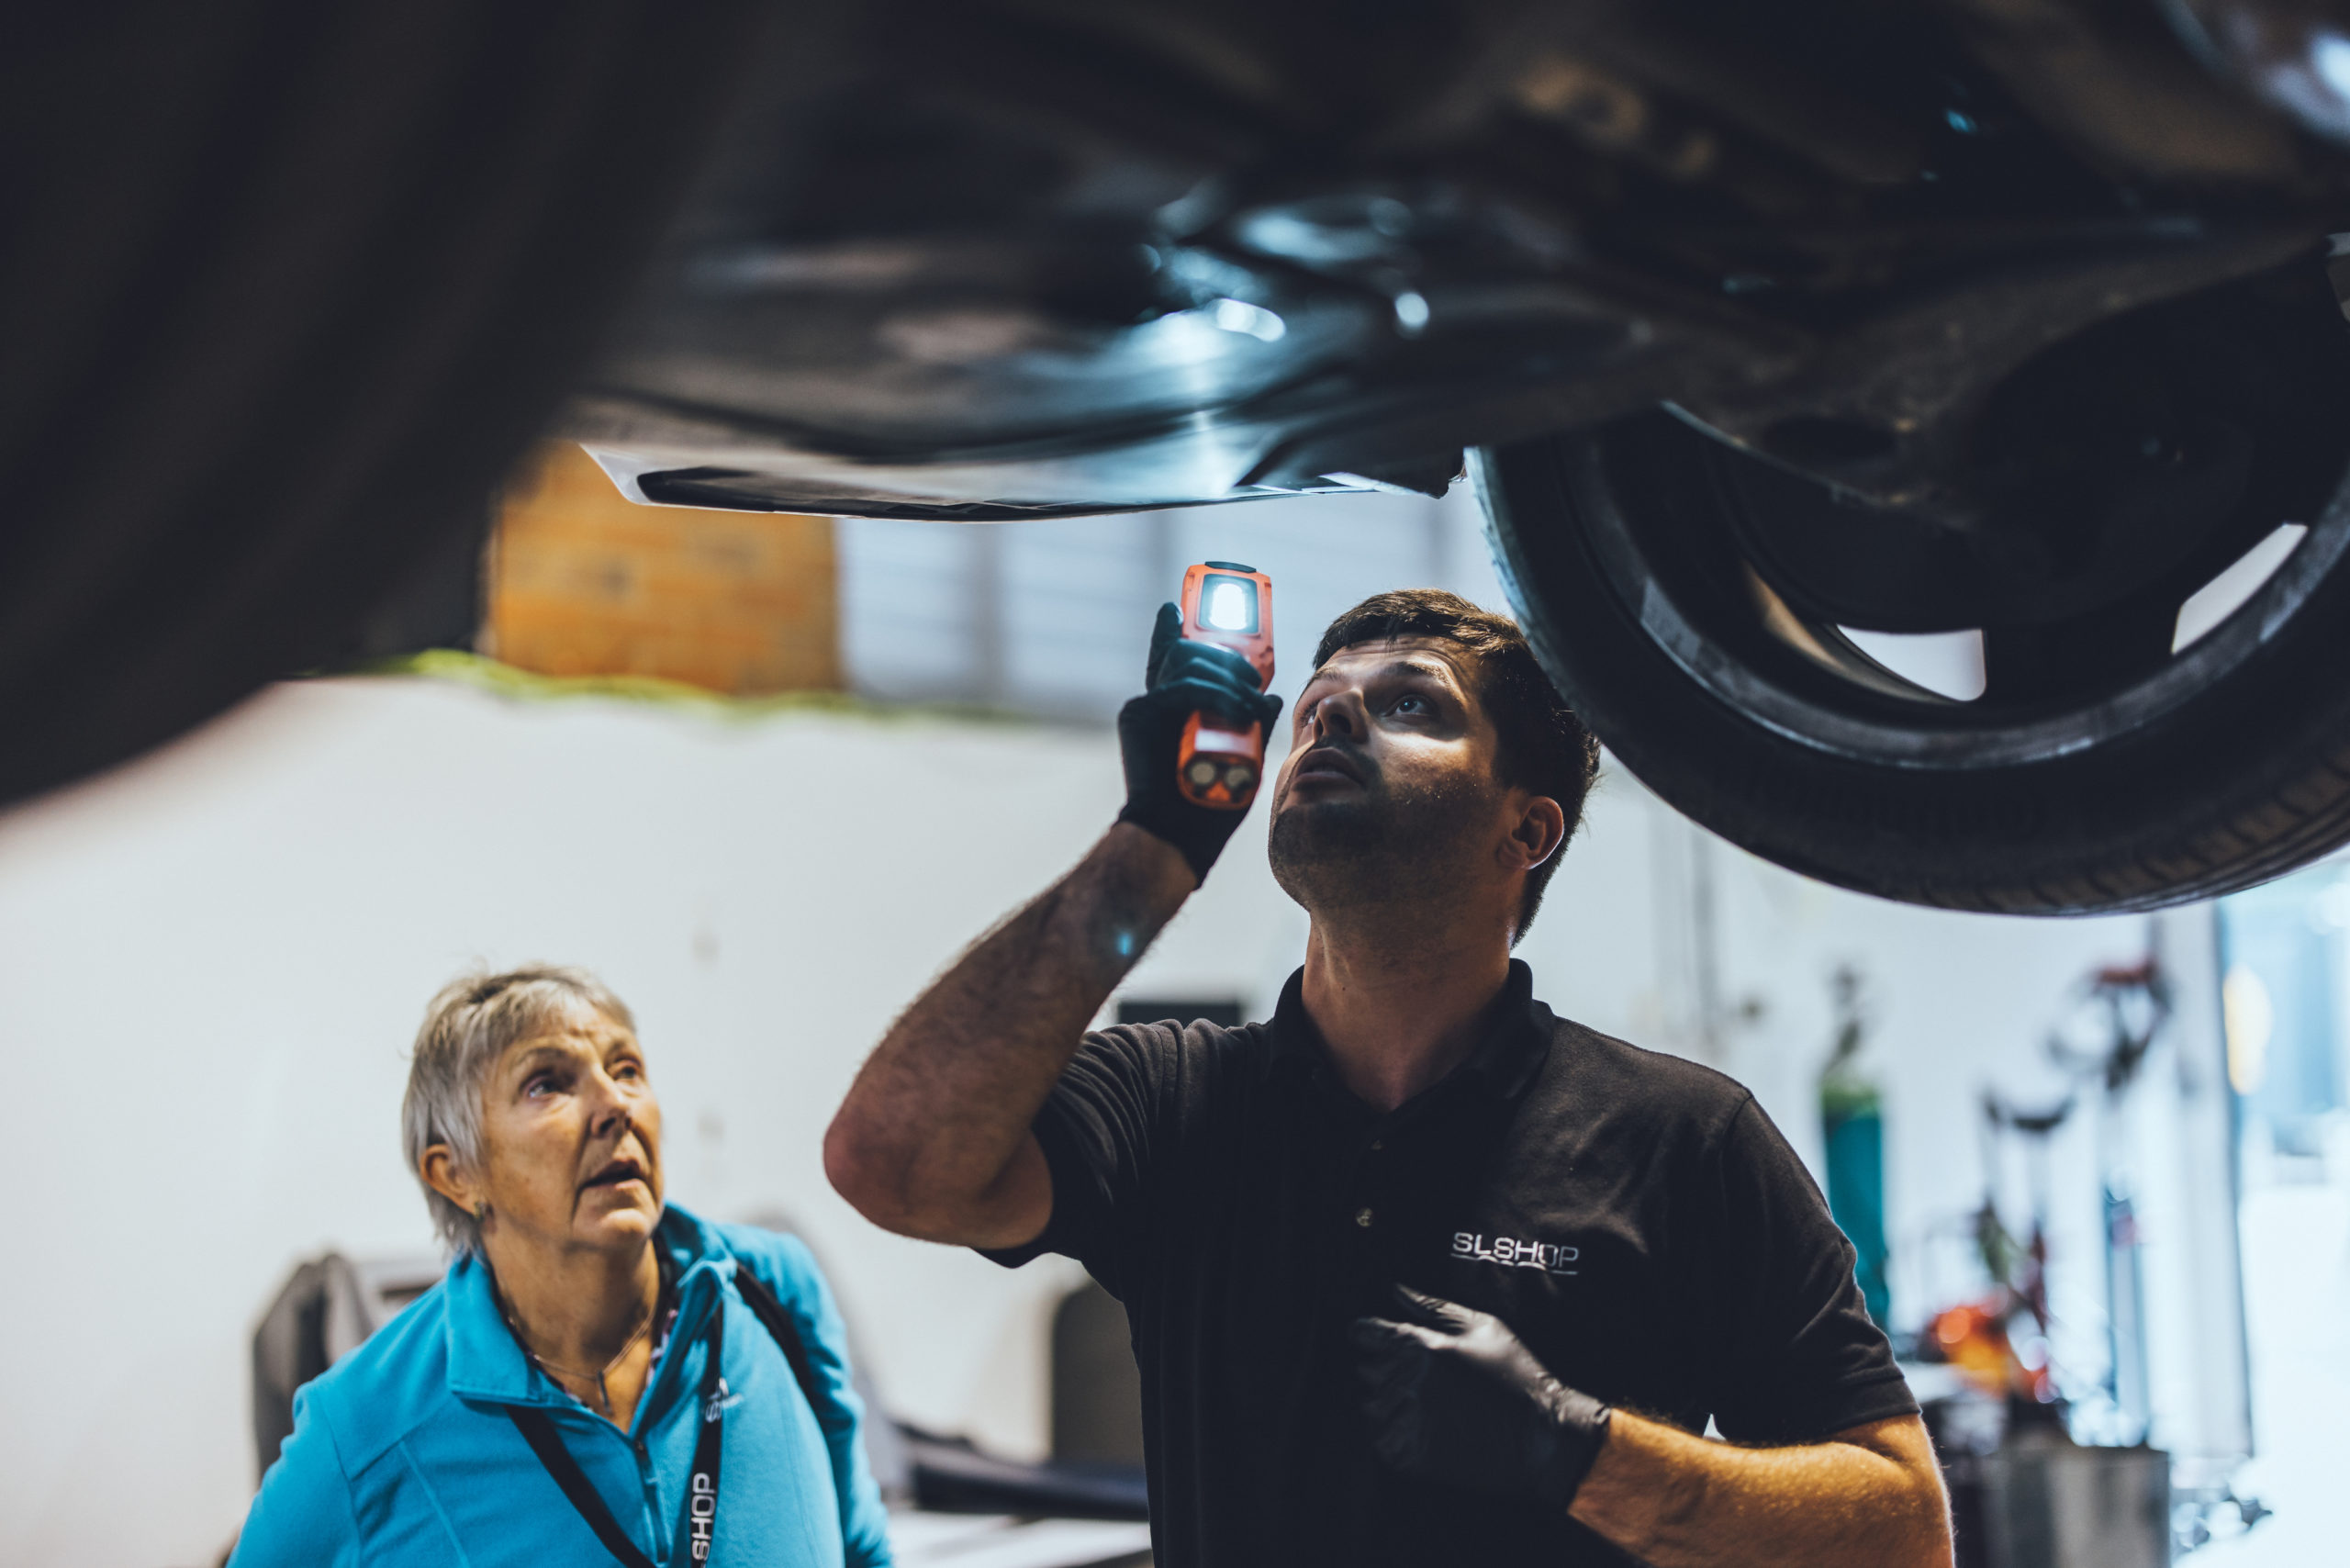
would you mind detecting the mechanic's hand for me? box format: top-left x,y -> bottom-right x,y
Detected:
1116,601 -> 1283,882
1352,1284 -> 1612,1512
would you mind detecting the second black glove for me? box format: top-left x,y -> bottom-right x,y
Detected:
1352,1284 -> 1613,1512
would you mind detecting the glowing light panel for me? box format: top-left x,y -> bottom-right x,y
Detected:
1203,579 -> 1255,631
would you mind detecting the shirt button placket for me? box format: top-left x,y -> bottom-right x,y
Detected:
1356,1126 -> 1386,1234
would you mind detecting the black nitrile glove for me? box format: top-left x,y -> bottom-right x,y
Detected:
1117,600 -> 1283,882
1352,1284 -> 1613,1512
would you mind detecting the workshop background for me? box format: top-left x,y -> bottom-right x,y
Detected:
0,463 -> 2341,1566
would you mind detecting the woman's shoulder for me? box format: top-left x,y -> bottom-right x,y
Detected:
294,1276 -> 461,1471
695,1215 -> 824,1295
670,1210 -> 850,1330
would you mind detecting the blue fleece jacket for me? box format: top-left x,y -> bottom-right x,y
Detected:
230,1206 -> 891,1567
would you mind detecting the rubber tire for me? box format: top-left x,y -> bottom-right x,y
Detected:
1478,419 -> 2350,914
0,3 -> 794,809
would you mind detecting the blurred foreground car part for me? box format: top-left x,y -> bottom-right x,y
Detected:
0,1 -> 811,808
2167,0 -> 2350,145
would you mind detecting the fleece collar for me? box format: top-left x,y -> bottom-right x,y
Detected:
442,1203 -> 738,1408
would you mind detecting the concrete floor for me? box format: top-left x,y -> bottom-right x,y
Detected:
887,1513 -> 1150,1568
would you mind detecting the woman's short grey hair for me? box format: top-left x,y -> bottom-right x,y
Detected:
401,964 -> 637,1256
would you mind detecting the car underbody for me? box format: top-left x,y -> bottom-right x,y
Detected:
579,0 -> 2350,532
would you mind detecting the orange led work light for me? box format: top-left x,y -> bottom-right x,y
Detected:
1176,561 -> 1275,810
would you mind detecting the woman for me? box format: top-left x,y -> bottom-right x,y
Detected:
232,966 -> 892,1567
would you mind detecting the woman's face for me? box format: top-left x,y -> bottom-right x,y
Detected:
443,1004 -> 666,1260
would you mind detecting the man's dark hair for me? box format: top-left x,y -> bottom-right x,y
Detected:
1313,589 -> 1601,941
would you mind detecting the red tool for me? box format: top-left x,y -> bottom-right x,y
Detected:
1175,561 -> 1275,810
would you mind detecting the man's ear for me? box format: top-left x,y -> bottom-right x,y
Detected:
420,1144 -> 479,1215
1502,793 -> 1568,874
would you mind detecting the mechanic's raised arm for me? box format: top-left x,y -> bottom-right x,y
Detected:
823,604 -> 1281,1249
822,823 -> 1192,1247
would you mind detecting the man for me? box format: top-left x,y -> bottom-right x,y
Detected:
826,588 -> 1952,1567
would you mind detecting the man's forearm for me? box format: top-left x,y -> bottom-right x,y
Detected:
823,823 -> 1194,1244
1567,1412 -> 1952,1568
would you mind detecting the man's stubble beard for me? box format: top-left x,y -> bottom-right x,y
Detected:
1268,762 -> 1489,923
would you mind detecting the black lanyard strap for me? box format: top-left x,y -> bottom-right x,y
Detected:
509,1406 -> 661,1568
508,1300 -> 730,1568
727,1268 -> 824,1420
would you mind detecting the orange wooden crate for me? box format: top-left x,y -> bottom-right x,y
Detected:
485,443 -> 841,696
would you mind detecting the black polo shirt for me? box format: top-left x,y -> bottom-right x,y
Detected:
985,960 -> 1918,1567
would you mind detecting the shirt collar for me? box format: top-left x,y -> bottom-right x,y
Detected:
443,1202 -> 734,1406
1267,958 -> 1550,1109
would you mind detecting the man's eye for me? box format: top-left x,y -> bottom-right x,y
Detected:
1390,695 -> 1429,715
